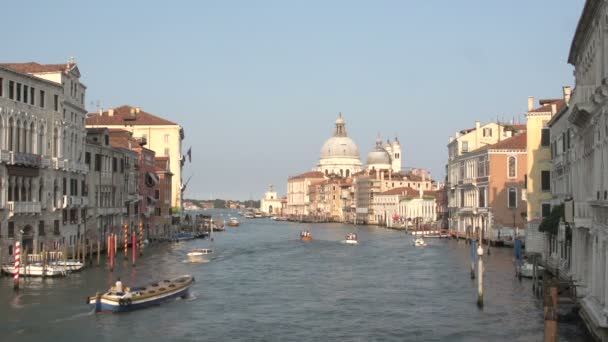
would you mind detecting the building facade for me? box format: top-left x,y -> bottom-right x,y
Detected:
261,184 -> 283,215
0,61 -> 88,262
86,105 -> 184,210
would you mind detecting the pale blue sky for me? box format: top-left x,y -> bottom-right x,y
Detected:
4,0 -> 584,199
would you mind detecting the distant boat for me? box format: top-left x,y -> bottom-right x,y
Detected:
244,212 -> 254,219
300,230 -> 312,241
2,263 -> 69,277
88,275 -> 195,313
228,217 -> 240,227
345,233 -> 358,245
187,248 -> 213,262
413,237 -> 427,247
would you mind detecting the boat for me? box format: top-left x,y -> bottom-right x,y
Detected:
87,275 -> 195,313
1,263 -> 68,277
228,217 -> 240,227
187,248 -> 213,262
172,232 -> 194,242
300,230 -> 313,241
520,261 -> 545,278
254,212 -> 263,218
413,237 -> 427,247
345,233 -> 358,245
244,212 -> 254,219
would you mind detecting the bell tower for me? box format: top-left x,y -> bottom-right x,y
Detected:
392,137 -> 402,173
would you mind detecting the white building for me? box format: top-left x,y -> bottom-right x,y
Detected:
316,114 -> 362,177
260,184 -> 282,215
0,61 -> 88,261
560,1 -> 608,339
367,136 -> 402,173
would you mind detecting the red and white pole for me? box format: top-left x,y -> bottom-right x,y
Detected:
13,241 -> 20,291
131,232 -> 136,267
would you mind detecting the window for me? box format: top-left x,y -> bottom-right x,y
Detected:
94,154 -> 101,171
104,135 -> 109,146
541,204 -> 551,218
8,222 -> 14,238
478,187 -> 486,208
462,141 -> 469,153
85,152 -> 91,165
155,189 -> 160,199
164,134 -> 170,143
54,94 -> 59,111
54,220 -> 60,235
155,208 -> 162,216
112,157 -> 117,172
508,187 -> 517,208
541,128 -> 550,146
508,156 -> 516,178
567,129 -> 571,149
524,174 -> 527,189
164,148 -> 169,156
120,159 -> 124,173
82,180 -> 87,196
9,80 -> 14,99
40,90 -> 45,108
38,221 -> 45,236
30,87 -> 35,105
0,78 -> 3,97
16,83 -> 21,101
63,178 -> 67,196
541,170 -> 551,191
460,189 -> 465,207
483,128 -> 492,137
23,85 -> 28,103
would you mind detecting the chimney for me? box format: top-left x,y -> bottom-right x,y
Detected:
135,107 -> 141,114
449,136 -> 454,143
108,108 -> 114,117
98,108 -> 103,116
419,188 -> 423,199
455,131 -> 460,138
551,103 -> 557,115
527,96 -> 535,111
475,120 -> 480,130
563,86 -> 572,103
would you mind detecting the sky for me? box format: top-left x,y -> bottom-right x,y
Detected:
4,0 -> 585,200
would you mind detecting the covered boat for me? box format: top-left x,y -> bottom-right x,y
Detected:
345,233 -> 358,245
88,275 -> 195,313
300,230 -> 312,241
413,237 -> 427,247
228,217 -> 240,227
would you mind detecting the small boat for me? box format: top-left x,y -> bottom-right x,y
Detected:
244,212 -> 254,219
413,237 -> 427,247
172,232 -> 194,242
87,275 -> 195,313
254,212 -> 263,218
520,261 -> 545,278
228,218 -> 240,227
1,263 -> 68,277
187,248 -> 213,258
300,230 -> 313,241
345,233 -> 358,245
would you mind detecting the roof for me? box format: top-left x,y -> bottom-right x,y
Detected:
529,99 -> 566,113
377,187 -> 417,196
86,105 -> 178,126
0,62 -> 72,74
477,132 -> 527,152
568,0 -> 600,64
108,129 -> 140,150
289,171 -> 325,181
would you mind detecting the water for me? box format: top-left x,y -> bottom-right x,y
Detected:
0,217 -> 591,341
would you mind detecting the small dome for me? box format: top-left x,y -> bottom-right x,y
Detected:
367,150 -> 391,165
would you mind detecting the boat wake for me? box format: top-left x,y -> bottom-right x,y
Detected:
51,310 -> 95,323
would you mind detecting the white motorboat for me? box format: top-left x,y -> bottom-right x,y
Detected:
1,263 -> 68,277
187,248 -> 213,257
345,233 -> 358,245
413,237 -> 427,247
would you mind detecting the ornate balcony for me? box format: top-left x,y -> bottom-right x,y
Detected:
7,201 -> 42,217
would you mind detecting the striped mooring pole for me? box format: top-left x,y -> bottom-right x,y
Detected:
123,223 -> 128,260
139,222 -> 144,257
13,241 -> 20,291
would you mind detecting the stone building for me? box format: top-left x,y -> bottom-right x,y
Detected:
0,61 -> 88,261
153,157 -> 173,237
261,184 -> 282,215
286,171 -> 325,216
86,105 -> 184,210
316,114 -> 362,177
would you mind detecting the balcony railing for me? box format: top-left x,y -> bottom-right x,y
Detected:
7,201 -> 42,217
41,156 -> 51,168
1,150 -> 10,163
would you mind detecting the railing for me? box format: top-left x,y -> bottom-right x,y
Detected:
1,150 -> 11,163
7,201 -> 42,216
575,201 -> 592,219
41,156 -> 51,168
53,157 -> 66,170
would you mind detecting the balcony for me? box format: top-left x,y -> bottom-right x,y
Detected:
1,150 -> 10,163
41,156 -> 51,168
52,157 -> 66,170
574,201 -> 592,227
7,201 -> 42,217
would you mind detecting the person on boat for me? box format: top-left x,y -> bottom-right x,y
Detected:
115,278 -> 123,293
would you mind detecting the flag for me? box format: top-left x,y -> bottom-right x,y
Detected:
187,147 -> 192,162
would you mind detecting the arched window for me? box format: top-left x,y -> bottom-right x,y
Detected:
38,125 -> 44,155
29,122 -> 35,153
346,169 -> 350,177
8,117 -> 14,151
52,128 -> 58,157
508,156 -> 516,178
15,119 -> 21,152
340,169 -> 344,177
508,187 -> 517,208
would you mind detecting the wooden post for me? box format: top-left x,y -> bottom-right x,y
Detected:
109,234 -> 114,272
544,280 -> 558,342
470,239 -> 476,279
139,222 -> 144,257
13,241 -> 20,291
132,232 -> 136,267
123,223 -> 128,260
42,245 -> 47,279
81,236 -> 86,265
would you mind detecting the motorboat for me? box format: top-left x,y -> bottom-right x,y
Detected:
520,261 -> 545,278
300,230 -> 313,241
88,275 -> 195,313
187,248 -> 213,261
413,237 -> 427,247
228,217 -> 240,227
244,212 -> 254,219
345,233 -> 358,245
1,263 -> 68,277
254,212 -> 263,218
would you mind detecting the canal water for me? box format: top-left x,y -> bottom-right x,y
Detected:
0,215 -> 591,341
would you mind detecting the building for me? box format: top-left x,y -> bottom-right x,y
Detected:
367,136 -> 402,173
397,190 -> 437,228
286,171 -> 325,217
85,128 -> 138,248
447,123 -> 527,241
316,114 -> 362,177
524,92 -> 570,258
0,61 -> 88,261
260,184 -> 282,216
86,105 -> 184,210
154,156 -> 173,237
559,1 -> 608,338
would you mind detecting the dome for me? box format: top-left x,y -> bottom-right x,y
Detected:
320,136 -> 360,159
367,150 -> 391,165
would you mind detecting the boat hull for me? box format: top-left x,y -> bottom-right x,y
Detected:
301,236 -> 313,242
345,240 -> 358,244
88,275 -> 194,313
2,264 -> 68,277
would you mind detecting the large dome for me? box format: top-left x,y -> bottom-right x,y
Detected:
320,136 -> 360,159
